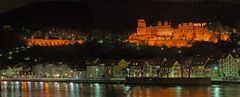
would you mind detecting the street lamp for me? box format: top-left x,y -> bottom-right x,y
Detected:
161,47 -> 164,51
96,68 -> 99,78
15,50 -> 19,53
8,51 -> 13,55
8,56 -> 12,59
178,50 -> 183,78
24,57 -> 30,61
214,66 -> 220,79
178,50 -> 182,54
98,40 -> 103,44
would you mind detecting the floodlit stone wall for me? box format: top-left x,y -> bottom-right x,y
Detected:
128,19 -> 230,48
26,39 -> 84,47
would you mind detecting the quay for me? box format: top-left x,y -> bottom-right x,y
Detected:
0,78 -> 125,84
1,78 -> 240,85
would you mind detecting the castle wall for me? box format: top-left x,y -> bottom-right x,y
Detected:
128,19 -> 230,48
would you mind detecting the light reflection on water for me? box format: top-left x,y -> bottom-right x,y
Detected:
1,81 -> 240,97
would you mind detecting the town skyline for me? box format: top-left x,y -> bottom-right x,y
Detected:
1,1 -> 240,96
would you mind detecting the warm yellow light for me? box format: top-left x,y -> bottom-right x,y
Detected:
25,39 -> 85,47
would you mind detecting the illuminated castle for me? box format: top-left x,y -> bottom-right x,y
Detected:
128,19 -> 229,48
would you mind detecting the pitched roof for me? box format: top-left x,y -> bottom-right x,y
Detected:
127,59 -> 146,66
85,58 -> 121,66
97,60 -> 119,66
85,58 -> 99,65
161,58 -> 177,68
190,56 -> 209,66
205,59 -> 219,68
220,52 -> 240,59
146,57 -> 166,66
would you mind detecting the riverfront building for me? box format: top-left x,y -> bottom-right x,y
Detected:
219,54 -> 240,79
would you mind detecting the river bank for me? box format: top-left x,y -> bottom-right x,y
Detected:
0,78 -> 125,84
212,80 -> 240,84
1,78 -> 240,85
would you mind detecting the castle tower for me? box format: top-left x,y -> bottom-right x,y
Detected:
156,21 -> 173,36
137,19 -> 147,35
164,21 -> 169,25
157,21 -> 162,26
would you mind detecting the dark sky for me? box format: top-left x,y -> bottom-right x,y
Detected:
0,0 -> 239,13
0,0 -> 83,13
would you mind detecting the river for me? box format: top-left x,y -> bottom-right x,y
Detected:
1,81 -> 240,97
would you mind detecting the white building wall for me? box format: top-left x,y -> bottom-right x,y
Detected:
219,54 -> 240,78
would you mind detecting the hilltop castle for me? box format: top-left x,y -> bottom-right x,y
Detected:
128,19 -> 229,48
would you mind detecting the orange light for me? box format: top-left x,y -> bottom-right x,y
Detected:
25,39 -> 85,47
127,19 -> 229,48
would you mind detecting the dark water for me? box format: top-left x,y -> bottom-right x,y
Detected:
1,81 -> 240,97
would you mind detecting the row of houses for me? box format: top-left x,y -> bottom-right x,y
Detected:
0,53 -> 239,80
82,53 -> 240,80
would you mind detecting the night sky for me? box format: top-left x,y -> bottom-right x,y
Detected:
0,0 -> 240,13
0,0 -> 83,13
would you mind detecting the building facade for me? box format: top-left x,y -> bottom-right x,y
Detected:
219,54 -> 240,79
204,59 -> 220,80
190,57 -> 210,77
169,61 -> 182,78
128,19 -> 229,48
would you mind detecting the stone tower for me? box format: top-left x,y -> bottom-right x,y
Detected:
137,19 -> 147,35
